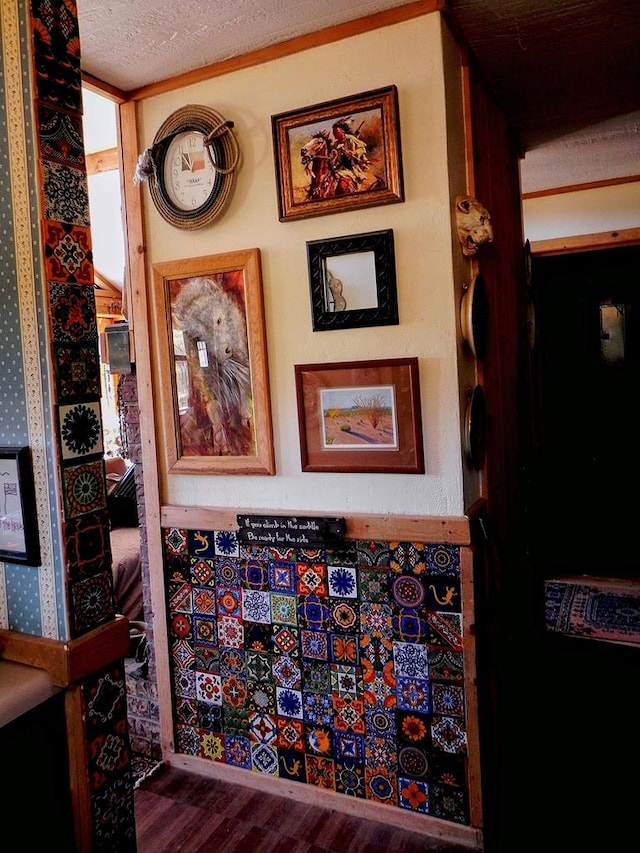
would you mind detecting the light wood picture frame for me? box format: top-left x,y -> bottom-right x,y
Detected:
152,249 -> 275,477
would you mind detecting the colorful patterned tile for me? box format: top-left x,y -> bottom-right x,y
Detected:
396,676 -> 430,713
245,650 -> 272,683
431,716 -> 468,755
176,724 -> 200,756
272,624 -> 299,656
192,586 -> 216,616
217,587 -> 241,618
432,683 -> 465,718
305,724 -> 333,757
428,649 -> 465,683
43,161 -> 89,225
329,599 -> 359,633
244,623 -> 272,652
362,662 -> 395,707
364,704 -> 396,739
393,641 -> 429,679
430,784 -> 469,825
199,730 -> 226,762
296,561 -> 327,596
222,707 -> 249,738
358,567 -> 390,602
329,633 -> 359,665
269,653 -> 298,689
221,675 -> 247,711
426,611 -> 463,650
168,581 -> 192,613
194,645 -> 219,673
62,458 -> 106,517
330,664 -> 362,698
219,647 -> 245,678
276,717 -> 305,753
268,560 -> 296,593
425,578 -> 461,612
172,638 -> 196,671
431,752 -> 468,789
302,659 -> 331,693
396,711 -> 430,746
173,668 -> 195,700
364,766 -> 397,804
354,539 -> 391,567
390,542 -> 425,574
44,222 -> 93,283
217,615 -> 244,648
360,635 -> 393,670
302,691 -> 333,726
251,743 -> 279,775
166,554 -> 190,581
425,544 -> 460,575
214,555 -> 241,586
296,547 -> 325,564
191,558 -> 215,587
398,777 -> 429,813
391,573 -> 426,609
392,608 -> 428,643
164,527 -> 188,556
188,529 -> 215,558
242,589 -> 271,623
333,695 -> 365,734
53,343 -> 100,401
300,630 -> 329,661
278,748 -> 307,781
248,712 -> 277,744
195,672 -> 222,706
334,731 -> 365,765
327,564 -> 358,598
298,594 -> 329,630
270,592 -> 297,625
305,754 -> 335,789
63,509 -> 110,579
59,400 -> 102,459
38,103 -> 85,167
276,687 -> 303,719
213,529 -> 239,557
247,681 -> 276,715
267,546 -> 296,561
225,735 -> 252,769
397,743 -> 430,779
326,545 -> 357,566
169,612 -> 193,641
69,570 -> 114,632
241,558 -> 269,589
360,603 -> 393,638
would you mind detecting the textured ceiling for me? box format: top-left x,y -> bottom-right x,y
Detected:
76,0 -> 640,188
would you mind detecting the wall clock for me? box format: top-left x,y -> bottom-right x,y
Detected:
143,104 -> 240,230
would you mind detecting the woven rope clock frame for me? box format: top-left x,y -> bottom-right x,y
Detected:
148,104 -> 240,230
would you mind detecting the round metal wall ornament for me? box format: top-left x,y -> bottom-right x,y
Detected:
460,272 -> 489,360
135,104 -> 240,230
463,384 -> 487,470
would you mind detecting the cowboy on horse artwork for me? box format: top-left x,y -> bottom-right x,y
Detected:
298,113 -> 386,202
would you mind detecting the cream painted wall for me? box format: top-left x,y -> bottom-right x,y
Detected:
137,15 -> 469,517
523,181 -> 640,242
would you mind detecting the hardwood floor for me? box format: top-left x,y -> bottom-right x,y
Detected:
134,764 -> 473,853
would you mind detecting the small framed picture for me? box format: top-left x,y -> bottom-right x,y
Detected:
0,446 -> 40,566
272,85 -> 404,222
294,358 -> 424,473
307,229 -> 398,331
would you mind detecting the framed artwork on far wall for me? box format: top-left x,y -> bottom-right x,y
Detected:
272,85 -> 404,222
307,229 -> 398,331
152,249 -> 275,478
0,445 -> 40,566
294,357 -> 424,473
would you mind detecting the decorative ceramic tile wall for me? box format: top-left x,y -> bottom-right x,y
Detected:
163,526 -> 471,825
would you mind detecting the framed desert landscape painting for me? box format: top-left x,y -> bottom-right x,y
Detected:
152,249 -> 275,477
272,85 -> 404,222
294,357 -> 424,473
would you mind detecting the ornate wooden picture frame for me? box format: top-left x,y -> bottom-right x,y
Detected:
272,85 -> 404,222
152,249 -> 275,478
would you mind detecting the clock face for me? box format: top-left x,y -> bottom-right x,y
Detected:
163,130 -> 216,212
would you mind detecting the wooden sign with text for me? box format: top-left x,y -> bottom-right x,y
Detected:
236,514 -> 346,548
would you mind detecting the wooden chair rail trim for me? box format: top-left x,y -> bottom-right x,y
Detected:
161,504 -> 472,544
0,616 -> 130,687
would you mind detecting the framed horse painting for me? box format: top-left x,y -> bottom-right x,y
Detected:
271,86 -> 404,222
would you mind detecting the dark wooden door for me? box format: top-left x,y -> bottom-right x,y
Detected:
529,244 -> 640,577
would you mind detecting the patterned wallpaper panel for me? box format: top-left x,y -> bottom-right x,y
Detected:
164,526 -> 472,826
